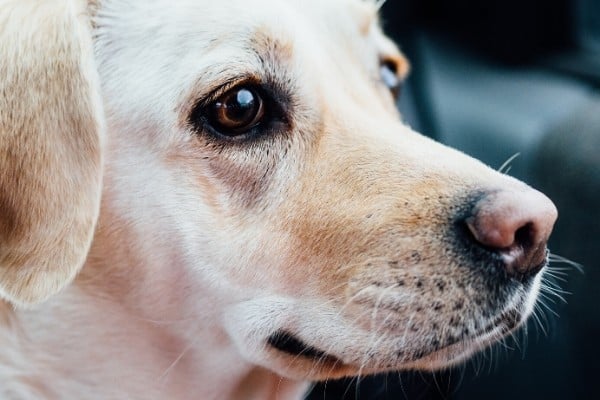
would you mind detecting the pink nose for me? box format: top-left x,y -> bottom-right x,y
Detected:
465,189 -> 558,277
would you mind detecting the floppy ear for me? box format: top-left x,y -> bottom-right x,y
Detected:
0,0 -> 104,307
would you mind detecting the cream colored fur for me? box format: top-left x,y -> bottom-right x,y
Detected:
0,0 -> 104,306
0,0 -> 553,399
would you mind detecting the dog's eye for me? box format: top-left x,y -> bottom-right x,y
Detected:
380,61 -> 401,99
207,87 -> 265,136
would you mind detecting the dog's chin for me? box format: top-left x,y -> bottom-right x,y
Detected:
260,312 -> 525,380
224,274 -> 541,381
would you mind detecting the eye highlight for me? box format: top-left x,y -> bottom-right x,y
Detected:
207,87 -> 265,136
380,60 -> 402,99
188,81 -> 291,142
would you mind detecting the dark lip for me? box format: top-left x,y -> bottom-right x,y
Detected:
267,330 -> 341,364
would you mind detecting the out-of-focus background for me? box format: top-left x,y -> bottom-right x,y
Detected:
308,0 -> 600,398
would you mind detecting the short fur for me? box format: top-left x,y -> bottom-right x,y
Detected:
0,1 -> 555,399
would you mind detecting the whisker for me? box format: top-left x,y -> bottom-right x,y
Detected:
355,371 -> 362,400
454,362 -> 467,395
497,152 -> 521,174
510,326 -> 526,360
521,321 -> 529,357
541,277 -> 567,290
355,310 -> 395,389
536,296 -> 560,318
132,314 -> 199,326
315,282 -> 397,357
540,283 -> 571,298
299,289 -> 380,370
542,271 -> 568,283
158,334 -> 198,384
548,253 -> 584,273
544,265 -> 570,275
506,328 -> 522,354
341,375 -> 359,400
397,370 -> 410,400
537,290 -> 558,305
530,305 -> 548,337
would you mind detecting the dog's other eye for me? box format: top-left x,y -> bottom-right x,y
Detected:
208,87 -> 265,136
380,61 -> 401,99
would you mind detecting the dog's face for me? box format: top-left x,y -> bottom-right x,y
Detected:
91,0 -> 557,379
0,0 -> 557,384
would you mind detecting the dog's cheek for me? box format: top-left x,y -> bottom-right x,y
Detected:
190,139 -> 290,209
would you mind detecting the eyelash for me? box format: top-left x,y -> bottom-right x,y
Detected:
188,81 -> 290,142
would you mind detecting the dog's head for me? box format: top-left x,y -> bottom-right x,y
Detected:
1,0 -> 557,381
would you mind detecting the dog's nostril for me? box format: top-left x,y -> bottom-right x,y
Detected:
514,222 -> 534,249
463,189 -> 558,278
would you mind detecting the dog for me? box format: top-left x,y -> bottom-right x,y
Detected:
0,0 -> 558,398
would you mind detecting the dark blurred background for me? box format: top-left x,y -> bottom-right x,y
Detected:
308,0 -> 600,398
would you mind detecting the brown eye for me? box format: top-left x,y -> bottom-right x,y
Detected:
209,87 -> 265,136
380,61 -> 401,99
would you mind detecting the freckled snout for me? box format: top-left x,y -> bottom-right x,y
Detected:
464,189 -> 558,278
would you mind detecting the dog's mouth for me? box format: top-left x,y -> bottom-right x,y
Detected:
267,330 -> 342,365
266,307 -> 525,374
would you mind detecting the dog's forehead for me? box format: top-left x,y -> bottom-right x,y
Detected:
98,0 -> 380,52
95,0 -> 390,124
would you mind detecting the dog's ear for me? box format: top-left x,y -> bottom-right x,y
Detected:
0,0 -> 104,307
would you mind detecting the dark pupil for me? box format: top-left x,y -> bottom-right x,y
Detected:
218,89 -> 257,126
